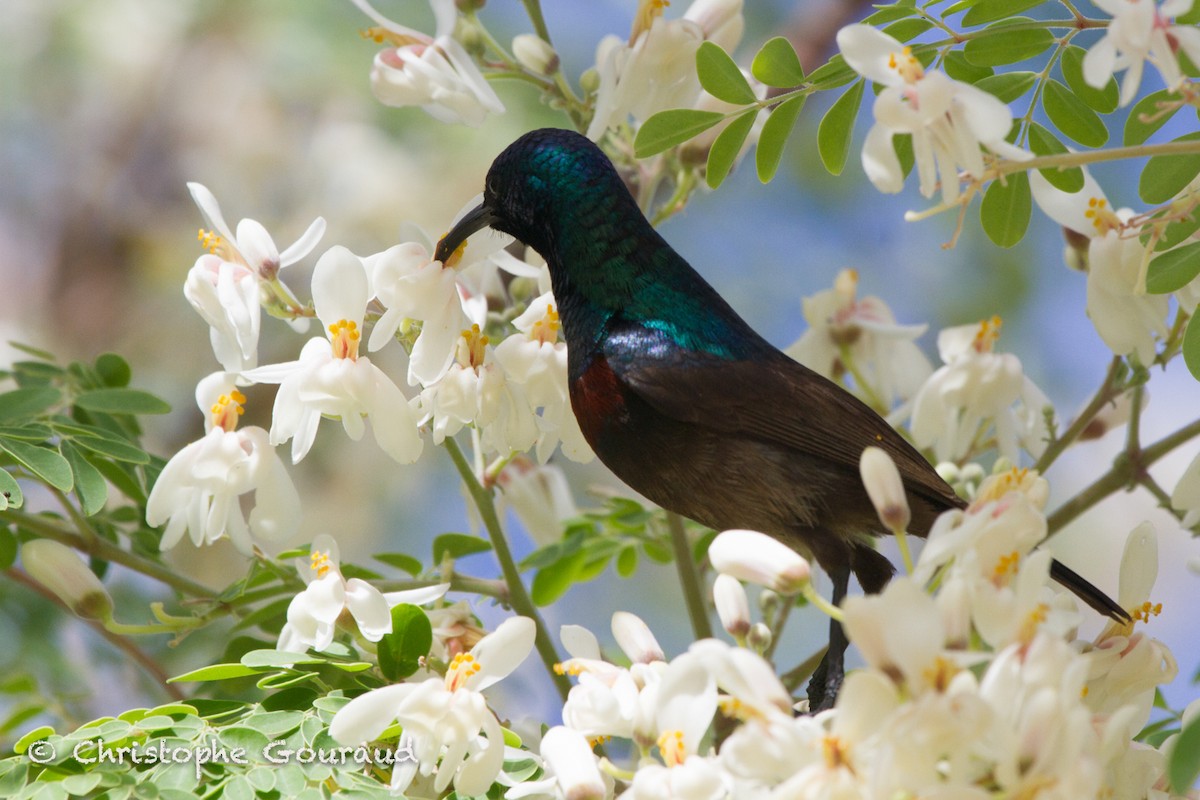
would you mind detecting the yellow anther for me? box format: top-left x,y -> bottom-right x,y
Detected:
446,652 -> 482,691
198,228 -> 224,255
360,26 -> 425,48
822,735 -> 851,771
921,655 -> 958,693
328,319 -> 360,361
993,551 -> 1021,583
209,391 -> 246,432
531,304 -> 561,344
310,550 -> 332,579
973,315 -> 1002,353
457,324 -> 489,369
887,45 -> 924,83
588,735 -> 611,749
631,0 -> 670,41
554,661 -> 586,676
1132,600 -> 1163,623
656,729 -> 686,767
1084,196 -> 1122,235
1081,685 -> 1089,698
1018,602 -> 1049,644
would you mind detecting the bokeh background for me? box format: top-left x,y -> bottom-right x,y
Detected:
2,0 -> 1197,742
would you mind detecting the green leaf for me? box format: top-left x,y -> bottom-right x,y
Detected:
980,172 -> 1031,248
14,725 -> 55,753
531,548 -> 587,606
963,19 -> 1054,66
1027,123 -> 1085,192
1042,79 -> 1108,147
975,71 -> 1037,103
168,663 -> 263,683
706,110 -> 758,189
1145,242 -> 1200,294
373,552 -> 423,575
0,439 -> 72,492
63,432 -> 149,464
818,80 -> 864,176
241,649 -> 323,668
0,424 -> 52,441
1169,713 -> 1200,793
1060,45 -> 1118,113
751,36 -> 804,87
616,545 -> 638,577
862,5 -> 917,24
377,604 -> 433,681
94,354 -> 131,388
882,17 -> 933,42
0,387 -> 61,423
1185,314 -> 1200,382
0,469 -> 24,511
432,533 -> 492,563
73,388 -> 170,415
963,0 -> 1048,24
1139,132 -> 1200,204
806,54 -> 857,90
756,95 -> 804,183
7,341 -> 56,361
62,442 -> 107,516
1153,213 -> 1200,252
696,41 -> 756,104
942,51 -> 993,83
635,109 -> 725,157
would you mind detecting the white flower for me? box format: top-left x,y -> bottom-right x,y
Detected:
587,0 -> 744,140
712,574 -> 751,639
243,246 -> 424,464
709,529 -> 811,595
278,534 -> 449,653
859,446 -> 910,531
495,457 -> 578,546
786,268 -> 932,407
837,25 -> 1031,204
909,317 -> 1055,462
185,183 -> 325,371
352,0 -> 505,126
330,616 -> 536,796
21,540 -> 113,620
1031,171 -> 1169,364
146,372 -> 300,555
494,293 -> 593,463
1083,0 -> 1200,106
538,727 -> 607,800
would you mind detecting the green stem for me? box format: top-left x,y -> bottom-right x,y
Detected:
8,510 -> 216,599
666,511 -> 713,641
997,140 -> 1200,177
1034,356 -> 1123,474
520,0 -> 553,45
442,437 -> 571,701
1046,417 -> 1200,535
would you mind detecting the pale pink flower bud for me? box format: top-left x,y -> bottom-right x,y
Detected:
860,446 -> 911,532
708,529 -> 810,595
712,573 -> 750,638
512,34 -> 559,76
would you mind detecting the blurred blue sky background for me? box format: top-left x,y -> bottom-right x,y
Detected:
1,0 -> 1197,731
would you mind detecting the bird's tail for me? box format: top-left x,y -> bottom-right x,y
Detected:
1050,558 -> 1130,622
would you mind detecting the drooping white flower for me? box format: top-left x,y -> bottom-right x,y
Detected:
352,0 -> 505,126
707,529 -> 811,595
538,726 -> 607,800
243,246 -> 425,464
837,24 -> 1031,204
185,183 -> 324,371
909,317 -> 1055,463
1082,0 -> 1200,107
1031,171 -> 1169,364
495,456 -> 578,546
587,0 -> 745,140
146,372 -> 300,555
277,533 -> 449,653
787,268 -> 932,407
330,616 -> 536,796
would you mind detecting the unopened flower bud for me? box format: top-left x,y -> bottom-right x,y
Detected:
713,573 -> 750,638
513,34 -> 559,76
746,622 -> 772,652
579,67 -> 600,95
708,529 -> 810,595
1079,390 -> 1139,441
860,447 -> 910,532
21,540 -> 113,620
612,611 -> 664,664
540,726 -> 606,800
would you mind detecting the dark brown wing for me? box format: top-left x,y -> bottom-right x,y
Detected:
607,346 -> 964,516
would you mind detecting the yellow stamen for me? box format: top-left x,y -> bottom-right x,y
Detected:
531,304 -> 561,344
631,0 -> 670,41
1084,197 -> 1122,235
993,551 -> 1021,584
887,46 -> 924,83
822,735 -> 852,771
1018,602 -> 1049,643
209,389 -> 246,433
973,315 -> 1002,353
359,26 -> 425,48
588,735 -> 611,749
921,655 -> 958,693
456,324 -> 489,369
656,729 -> 686,767
310,550 -> 332,579
445,652 -> 483,692
973,467 -> 1034,505
439,236 -> 468,269
328,319 -> 361,360
1132,600 -> 1163,623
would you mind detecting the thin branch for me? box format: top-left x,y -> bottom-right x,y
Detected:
666,511 -> 713,642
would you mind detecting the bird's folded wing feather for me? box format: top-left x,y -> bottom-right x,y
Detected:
608,348 -> 963,511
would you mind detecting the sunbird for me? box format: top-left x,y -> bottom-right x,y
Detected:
434,127 -> 1128,709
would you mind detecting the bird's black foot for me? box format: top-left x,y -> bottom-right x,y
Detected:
806,565 -> 850,713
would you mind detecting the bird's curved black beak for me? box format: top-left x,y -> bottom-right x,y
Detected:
434,201 -> 501,264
